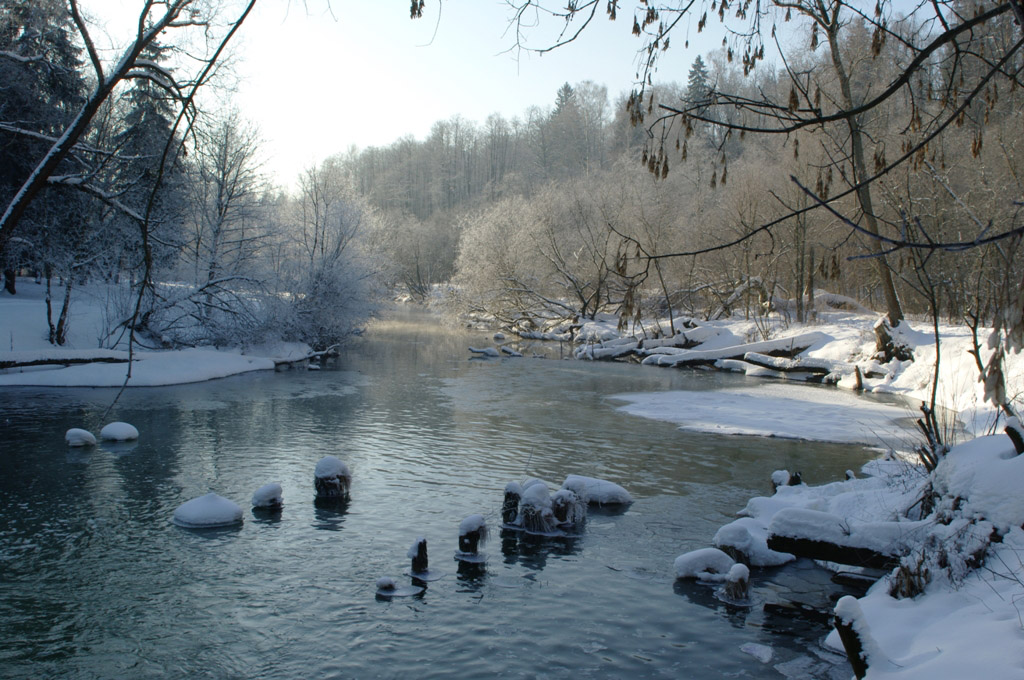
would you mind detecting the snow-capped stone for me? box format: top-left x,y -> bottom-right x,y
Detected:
65,428 -> 96,447
561,474 -> 632,505
673,547 -> 736,580
100,421 -> 139,441
172,493 -> 243,528
251,483 -> 283,509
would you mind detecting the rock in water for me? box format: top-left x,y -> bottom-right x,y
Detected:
100,422 -> 139,441
173,493 -> 243,528
65,428 -> 97,447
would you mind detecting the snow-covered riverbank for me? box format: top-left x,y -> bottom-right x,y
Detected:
0,279 -> 315,387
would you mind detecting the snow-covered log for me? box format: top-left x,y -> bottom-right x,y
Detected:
468,346 -> 500,357
640,331 -> 828,368
765,508 -> 928,569
1005,416 -> 1024,455
272,345 -> 339,369
1,350 -> 130,370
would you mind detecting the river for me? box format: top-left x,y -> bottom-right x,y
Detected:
0,307 -> 881,678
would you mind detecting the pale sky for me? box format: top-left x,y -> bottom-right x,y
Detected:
90,1 -> 722,187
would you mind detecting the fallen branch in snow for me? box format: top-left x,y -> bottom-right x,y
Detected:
272,345 -> 339,368
741,352 -> 838,376
0,351 -> 130,370
641,331 -> 829,368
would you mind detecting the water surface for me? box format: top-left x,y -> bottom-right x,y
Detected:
0,308 -> 881,678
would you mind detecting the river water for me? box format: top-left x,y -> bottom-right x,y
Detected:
0,307 -> 881,678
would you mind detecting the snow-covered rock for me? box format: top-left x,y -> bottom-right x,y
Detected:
314,455 -> 351,500
251,483 -> 283,509
65,428 -> 96,447
172,493 -> 243,528
673,547 -> 736,581
100,421 -> 139,441
561,474 -> 632,505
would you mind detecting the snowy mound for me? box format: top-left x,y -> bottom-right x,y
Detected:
65,428 -> 97,447
172,493 -> 243,528
713,517 -> 794,567
561,474 -> 632,505
674,547 -> 736,581
251,483 -> 283,509
100,421 -> 139,441
314,455 -> 350,479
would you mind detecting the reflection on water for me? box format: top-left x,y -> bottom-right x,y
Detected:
0,306 -> 883,678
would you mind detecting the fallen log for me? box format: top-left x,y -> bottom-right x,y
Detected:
0,351 -> 130,370
641,331 -> 829,368
741,352 -> 838,376
766,534 -> 900,570
766,507 -> 929,570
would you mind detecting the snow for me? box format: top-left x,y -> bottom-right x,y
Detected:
65,428 -> 96,447
0,279 -> 304,387
459,514 -> 486,535
314,455 -> 350,480
614,382 -> 912,445
713,517 -> 794,567
99,421 -> 139,441
172,493 -> 243,528
251,483 -> 283,509
407,537 -> 426,559
673,547 -> 737,580
561,474 -> 632,505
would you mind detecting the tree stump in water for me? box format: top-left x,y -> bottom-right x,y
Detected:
502,484 -> 522,524
410,538 -> 428,574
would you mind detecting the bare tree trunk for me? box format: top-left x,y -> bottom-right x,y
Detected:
826,17 -> 904,325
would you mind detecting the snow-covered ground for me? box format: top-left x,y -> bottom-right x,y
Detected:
0,278 -> 312,387
4,279 -> 1024,678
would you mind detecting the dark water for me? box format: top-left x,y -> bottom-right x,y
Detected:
0,308 -> 878,678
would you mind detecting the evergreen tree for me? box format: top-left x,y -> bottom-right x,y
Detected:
0,0 -> 85,292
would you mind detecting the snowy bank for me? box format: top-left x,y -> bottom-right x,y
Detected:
677,432 -> 1024,680
0,279 -> 315,387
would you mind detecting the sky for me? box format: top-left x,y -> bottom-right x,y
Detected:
89,1 -> 719,187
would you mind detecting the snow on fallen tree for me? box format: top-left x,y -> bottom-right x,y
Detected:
1,349 -> 130,370
640,331 -> 830,367
766,507 -> 931,570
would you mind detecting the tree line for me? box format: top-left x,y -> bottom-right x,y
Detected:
2,0 -> 1021,395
